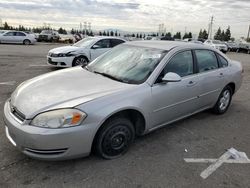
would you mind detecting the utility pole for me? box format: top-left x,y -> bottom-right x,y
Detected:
247,25 -> 250,40
209,16 -> 214,39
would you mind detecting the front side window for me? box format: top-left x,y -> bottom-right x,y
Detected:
163,50 -> 193,77
93,39 -> 111,49
195,50 -> 218,73
87,45 -> 167,84
4,32 -> 15,36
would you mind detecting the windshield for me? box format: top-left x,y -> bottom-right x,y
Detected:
73,37 -> 96,47
87,45 -> 167,84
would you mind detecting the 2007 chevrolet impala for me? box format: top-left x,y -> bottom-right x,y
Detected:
3,41 -> 243,160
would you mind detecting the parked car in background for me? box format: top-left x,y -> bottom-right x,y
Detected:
58,34 -> 75,44
0,31 -> 36,45
204,40 -> 228,53
238,40 -> 250,54
47,36 -> 126,67
225,41 -> 239,52
4,41 -> 243,160
38,30 -> 60,42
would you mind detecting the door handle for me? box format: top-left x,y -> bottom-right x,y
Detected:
218,73 -> 224,78
187,81 -> 197,87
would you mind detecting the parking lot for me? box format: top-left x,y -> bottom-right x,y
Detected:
0,43 -> 250,187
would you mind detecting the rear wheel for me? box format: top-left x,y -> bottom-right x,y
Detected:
23,39 -> 31,45
72,56 -> 88,67
94,117 -> 135,159
212,86 -> 232,114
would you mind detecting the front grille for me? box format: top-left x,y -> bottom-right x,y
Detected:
25,148 -> 68,155
10,105 -> 25,122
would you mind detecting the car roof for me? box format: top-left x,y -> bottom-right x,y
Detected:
125,40 -> 205,51
92,36 -> 127,40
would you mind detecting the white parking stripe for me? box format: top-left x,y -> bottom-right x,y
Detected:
185,148 -> 250,179
29,64 -> 50,67
0,81 -> 16,85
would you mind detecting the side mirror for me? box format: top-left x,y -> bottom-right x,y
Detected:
92,45 -> 101,49
162,72 -> 181,82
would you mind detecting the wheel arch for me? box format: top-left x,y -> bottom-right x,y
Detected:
227,82 -> 235,95
72,55 -> 89,66
91,108 -> 147,151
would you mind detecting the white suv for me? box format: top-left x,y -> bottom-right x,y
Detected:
47,36 -> 126,67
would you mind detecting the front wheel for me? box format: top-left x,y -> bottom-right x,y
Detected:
94,117 -> 135,159
212,86 -> 232,114
72,56 -> 88,67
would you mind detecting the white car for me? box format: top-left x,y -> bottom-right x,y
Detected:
47,36 -> 126,67
0,31 -> 36,45
204,40 -> 228,53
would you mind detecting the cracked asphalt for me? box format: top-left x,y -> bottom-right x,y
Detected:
0,43 -> 250,188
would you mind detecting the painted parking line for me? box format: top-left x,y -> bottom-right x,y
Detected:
184,148 -> 250,179
0,81 -> 16,86
29,64 -> 50,67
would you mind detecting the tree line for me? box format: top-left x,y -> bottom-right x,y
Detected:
1,21 -> 234,41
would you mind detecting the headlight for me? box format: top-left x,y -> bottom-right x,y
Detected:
31,109 -> 87,128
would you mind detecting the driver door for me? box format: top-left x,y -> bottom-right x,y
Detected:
150,50 -> 200,128
90,39 -> 111,61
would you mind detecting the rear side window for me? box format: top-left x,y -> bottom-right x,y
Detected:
217,54 -> 228,67
164,50 -> 193,77
195,50 -> 218,73
111,39 -> 125,47
16,32 -> 26,36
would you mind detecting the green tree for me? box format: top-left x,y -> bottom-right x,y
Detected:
103,31 -> 107,36
225,26 -> 231,41
115,31 -> 118,36
3,22 -> 9,30
110,31 -> 114,36
214,27 -> 222,40
173,32 -> 181,39
136,33 -> 139,38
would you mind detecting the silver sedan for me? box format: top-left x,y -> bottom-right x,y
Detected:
0,31 -> 36,45
3,41 -> 243,160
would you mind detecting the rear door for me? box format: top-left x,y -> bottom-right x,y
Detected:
194,49 -> 226,108
150,50 -> 200,127
14,32 -> 26,43
90,39 -> 111,61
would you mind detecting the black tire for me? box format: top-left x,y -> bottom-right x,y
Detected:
72,56 -> 88,67
94,117 -> 135,159
212,86 -> 232,114
23,39 -> 31,45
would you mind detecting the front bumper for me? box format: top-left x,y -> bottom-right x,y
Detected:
47,56 -> 74,67
3,101 -> 97,160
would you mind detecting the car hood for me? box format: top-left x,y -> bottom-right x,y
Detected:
10,67 -> 133,119
49,46 -> 80,54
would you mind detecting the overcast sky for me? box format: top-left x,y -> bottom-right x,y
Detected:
0,0 -> 249,38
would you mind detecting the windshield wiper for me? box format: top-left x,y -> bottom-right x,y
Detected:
93,71 -> 127,83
